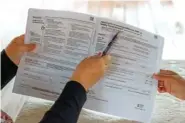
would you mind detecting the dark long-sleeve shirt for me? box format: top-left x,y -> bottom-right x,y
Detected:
1,50 -> 87,123
1,50 -> 18,89
40,81 -> 86,123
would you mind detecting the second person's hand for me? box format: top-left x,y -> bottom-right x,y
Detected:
71,54 -> 111,91
153,69 -> 185,100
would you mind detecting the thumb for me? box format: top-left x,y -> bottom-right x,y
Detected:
20,44 -> 36,52
102,55 -> 111,65
160,69 -> 177,75
153,74 -> 173,81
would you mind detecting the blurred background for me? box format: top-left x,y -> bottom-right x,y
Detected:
0,0 -> 185,60
0,0 -> 185,122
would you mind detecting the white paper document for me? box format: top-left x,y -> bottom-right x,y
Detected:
13,9 -> 164,122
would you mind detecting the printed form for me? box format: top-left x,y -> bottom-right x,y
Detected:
14,9 -> 96,100
13,9 -> 164,122
85,18 -> 164,122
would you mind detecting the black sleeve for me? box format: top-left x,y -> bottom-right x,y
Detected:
1,50 -> 18,89
40,81 -> 87,123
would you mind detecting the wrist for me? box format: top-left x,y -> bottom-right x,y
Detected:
5,48 -> 17,66
179,79 -> 185,100
70,76 -> 89,92
4,49 -> 17,66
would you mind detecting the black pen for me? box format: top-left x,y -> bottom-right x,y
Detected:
102,31 -> 120,56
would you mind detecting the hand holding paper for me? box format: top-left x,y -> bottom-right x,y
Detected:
5,34 -> 36,65
154,70 -> 185,100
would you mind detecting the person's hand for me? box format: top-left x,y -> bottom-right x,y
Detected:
153,69 -> 185,100
5,34 -> 36,65
71,54 -> 111,91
